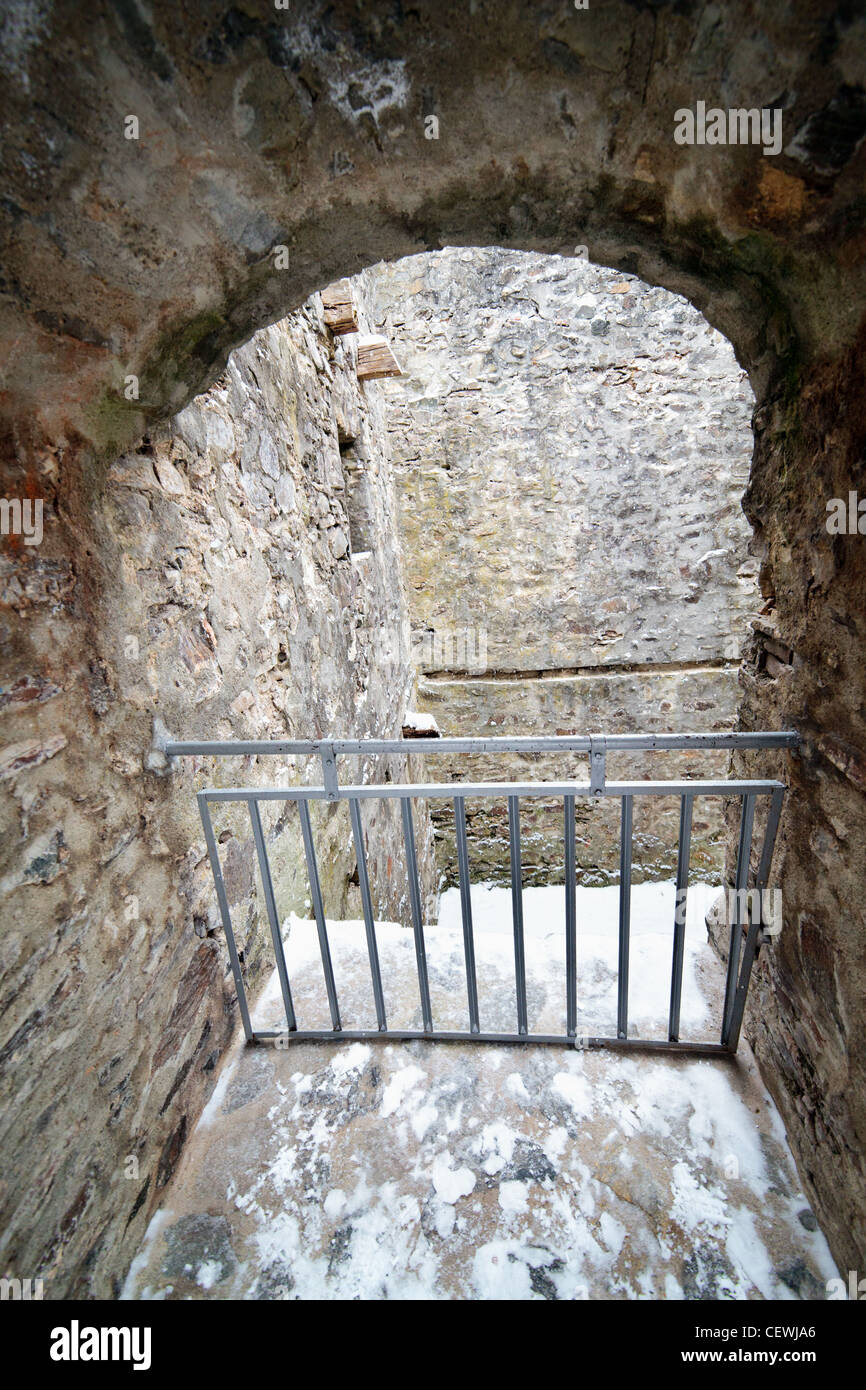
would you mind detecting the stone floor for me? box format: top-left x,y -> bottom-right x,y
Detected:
123,883 -> 838,1300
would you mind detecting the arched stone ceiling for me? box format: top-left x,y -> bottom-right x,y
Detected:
1,0 -> 864,462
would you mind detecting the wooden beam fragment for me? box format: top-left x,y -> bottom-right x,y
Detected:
320,280 -> 358,335
402,712 -> 441,739
356,335 -> 403,380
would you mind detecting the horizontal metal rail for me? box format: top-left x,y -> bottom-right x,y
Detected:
186,732 -> 793,1058
197,778 -> 785,803
256,1029 -> 730,1057
166,731 -> 799,758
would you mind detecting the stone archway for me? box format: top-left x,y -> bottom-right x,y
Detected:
1,1 -> 864,1292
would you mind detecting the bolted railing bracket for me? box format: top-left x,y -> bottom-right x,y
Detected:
320,742 -> 340,800
589,734 -> 607,796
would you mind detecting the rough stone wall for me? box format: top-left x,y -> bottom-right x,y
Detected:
724,347 -> 866,1278
0,282 -> 435,1298
369,249 -> 759,884
418,669 -> 744,888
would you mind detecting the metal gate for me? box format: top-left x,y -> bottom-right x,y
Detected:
165,731 -> 797,1057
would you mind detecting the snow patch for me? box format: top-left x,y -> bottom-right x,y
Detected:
431,1156 -> 476,1204
381,1064 -> 426,1118
330,1043 -> 371,1077
499,1181 -> 530,1215
552,1070 -> 592,1118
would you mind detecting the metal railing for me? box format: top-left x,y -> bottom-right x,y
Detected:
165,731 -> 798,1056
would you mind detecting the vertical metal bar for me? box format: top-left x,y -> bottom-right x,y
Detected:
668,793 -> 693,1042
564,794 -> 577,1038
508,796 -> 528,1035
401,796 -> 433,1031
617,796 -> 633,1039
248,798 -> 296,1032
725,916 -> 763,1054
298,800 -> 341,1031
726,787 -> 785,1051
454,796 -> 480,1034
197,793 -> 253,1042
722,792 -> 756,1045
349,797 -> 386,1031
755,785 -> 785,890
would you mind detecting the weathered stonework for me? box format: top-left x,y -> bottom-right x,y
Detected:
368,249 -> 758,883
418,669 -> 742,888
371,249 -> 757,673
0,282 -> 435,1297
724,359 -> 866,1279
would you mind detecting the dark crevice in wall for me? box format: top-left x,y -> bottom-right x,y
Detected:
422,657 -> 743,682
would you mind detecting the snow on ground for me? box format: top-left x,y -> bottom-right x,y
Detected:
124,882 -> 838,1301
438,879 -> 720,1039
251,879 -> 721,1042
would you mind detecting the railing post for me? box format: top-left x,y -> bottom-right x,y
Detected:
248,797 -> 297,1033
508,796 -> 528,1035
725,786 -> 786,1051
197,793 -> 253,1042
564,794 -> 577,1038
401,796 -> 433,1032
721,792 -> 756,1046
617,796 -> 633,1039
755,784 -> 785,898
298,800 -> 342,1031
349,797 -> 387,1031
454,796 -> 480,1034
668,793 -> 693,1042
